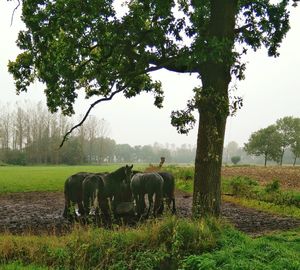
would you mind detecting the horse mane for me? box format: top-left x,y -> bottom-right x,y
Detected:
106,166 -> 125,181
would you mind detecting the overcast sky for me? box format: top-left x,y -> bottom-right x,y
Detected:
1,2 -> 300,149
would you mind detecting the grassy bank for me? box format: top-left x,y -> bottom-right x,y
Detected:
1,220 -> 299,270
0,217 -> 222,270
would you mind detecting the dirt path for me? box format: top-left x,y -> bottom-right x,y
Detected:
0,190 -> 299,236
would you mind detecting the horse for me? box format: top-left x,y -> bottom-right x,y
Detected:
157,172 -> 176,214
63,172 -> 93,220
130,172 -> 164,218
82,165 -> 133,223
63,165 -> 132,222
82,173 -> 105,220
111,182 -> 134,217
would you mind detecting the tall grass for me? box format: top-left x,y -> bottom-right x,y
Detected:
1,221 -> 299,270
0,217 -> 223,270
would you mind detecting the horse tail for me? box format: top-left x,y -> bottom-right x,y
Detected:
63,177 -> 71,218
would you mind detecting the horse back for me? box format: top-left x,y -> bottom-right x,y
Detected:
64,172 -> 91,202
131,172 -> 163,194
158,172 -> 175,197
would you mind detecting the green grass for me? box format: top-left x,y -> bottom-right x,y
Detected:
175,175 -> 300,218
181,228 -> 300,270
0,165 -> 123,193
0,217 -> 222,270
223,196 -> 300,218
1,221 -> 299,270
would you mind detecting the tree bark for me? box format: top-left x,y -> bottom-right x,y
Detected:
193,110 -> 226,217
192,0 -> 238,217
264,153 -> 267,167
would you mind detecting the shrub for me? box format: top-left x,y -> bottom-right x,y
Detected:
228,176 -> 258,196
264,180 -> 280,193
231,156 -> 241,165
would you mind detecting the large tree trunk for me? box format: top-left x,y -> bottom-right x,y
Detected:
193,110 -> 226,217
192,0 -> 238,217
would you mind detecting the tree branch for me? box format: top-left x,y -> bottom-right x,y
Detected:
10,0 -> 20,26
59,85 -> 124,148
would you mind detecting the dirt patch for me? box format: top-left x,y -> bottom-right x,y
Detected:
0,190 -> 299,236
222,166 -> 300,191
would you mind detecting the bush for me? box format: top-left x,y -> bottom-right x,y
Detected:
228,176 -> 258,196
264,180 -> 280,193
231,156 -> 241,165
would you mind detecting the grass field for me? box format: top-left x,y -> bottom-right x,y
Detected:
0,165 -> 143,193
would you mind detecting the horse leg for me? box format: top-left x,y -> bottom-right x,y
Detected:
133,194 -> 139,216
146,193 -> 153,218
154,192 -> 163,217
171,197 -> 176,214
63,194 -> 71,219
99,197 -> 111,226
140,195 -> 146,216
157,197 -> 164,215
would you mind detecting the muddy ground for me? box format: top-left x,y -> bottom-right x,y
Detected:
0,190 -> 299,236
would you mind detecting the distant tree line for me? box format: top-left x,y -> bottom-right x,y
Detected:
2,102 -> 297,166
0,102 -> 196,165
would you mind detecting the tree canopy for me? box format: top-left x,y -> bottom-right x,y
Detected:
244,116 -> 300,166
8,0 -> 299,216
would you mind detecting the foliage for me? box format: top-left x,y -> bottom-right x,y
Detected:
244,125 -> 282,165
245,117 -> 300,166
265,180 -> 280,193
0,217 -> 223,269
230,156 -> 241,165
227,176 -> 258,196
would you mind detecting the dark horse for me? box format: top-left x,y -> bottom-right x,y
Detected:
63,165 -> 133,221
63,172 -> 93,219
130,172 -> 163,218
157,172 -> 176,214
82,173 -> 105,219
96,164 -> 133,222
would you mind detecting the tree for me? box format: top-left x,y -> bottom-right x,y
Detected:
8,0 -> 298,216
276,116 -> 297,165
290,118 -> 300,165
244,125 -> 282,166
231,156 -> 241,165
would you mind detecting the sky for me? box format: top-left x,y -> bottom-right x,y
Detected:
1,1 -> 300,149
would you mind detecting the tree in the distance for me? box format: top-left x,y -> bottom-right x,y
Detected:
276,116 -> 297,165
8,0 -> 299,217
290,118 -> 300,165
244,125 -> 282,166
231,156 -> 241,165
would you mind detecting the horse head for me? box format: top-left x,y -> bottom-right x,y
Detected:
124,164 -> 133,185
